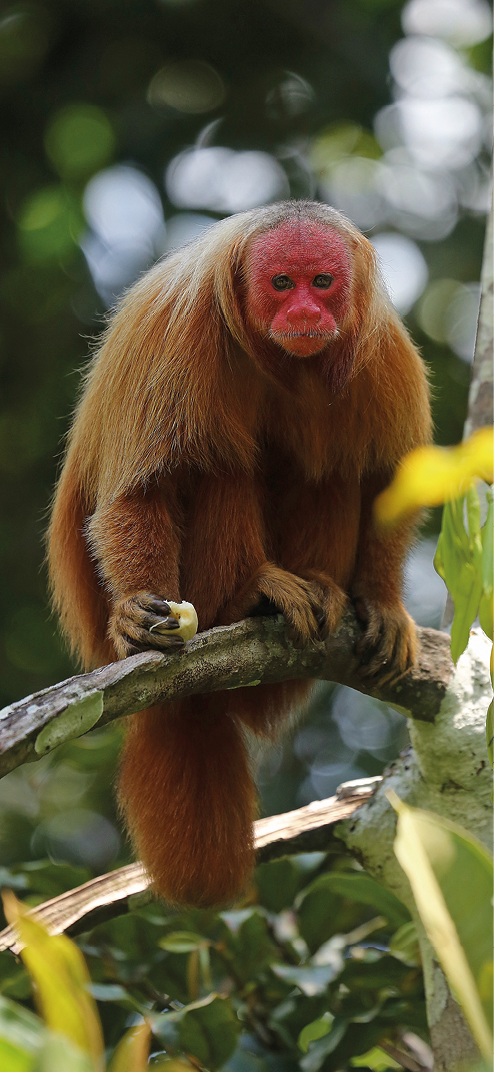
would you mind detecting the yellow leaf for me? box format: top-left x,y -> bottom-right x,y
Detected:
108,1021 -> 151,1072
2,891 -> 104,1070
375,428 -> 494,526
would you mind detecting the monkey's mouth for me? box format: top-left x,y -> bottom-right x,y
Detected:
270,329 -> 338,356
271,329 -> 333,338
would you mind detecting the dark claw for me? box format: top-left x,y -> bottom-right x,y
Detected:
148,599 -> 172,615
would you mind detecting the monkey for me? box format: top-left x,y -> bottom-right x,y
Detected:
47,200 -> 431,907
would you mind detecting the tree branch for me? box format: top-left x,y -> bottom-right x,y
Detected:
0,610 -> 453,778
0,779 -> 380,952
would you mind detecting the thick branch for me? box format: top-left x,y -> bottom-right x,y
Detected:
0,780 -> 380,952
0,610 -> 452,777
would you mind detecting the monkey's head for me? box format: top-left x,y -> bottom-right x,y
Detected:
244,218 -> 352,358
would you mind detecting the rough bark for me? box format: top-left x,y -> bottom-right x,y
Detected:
339,629 -> 492,1070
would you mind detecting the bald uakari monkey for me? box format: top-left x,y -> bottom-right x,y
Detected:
48,200 -> 431,907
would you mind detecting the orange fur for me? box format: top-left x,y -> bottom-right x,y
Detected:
47,201 -> 431,906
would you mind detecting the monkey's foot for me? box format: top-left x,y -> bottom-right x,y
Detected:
297,569 -> 348,640
254,564 -> 332,645
109,592 -> 197,659
353,596 -> 417,684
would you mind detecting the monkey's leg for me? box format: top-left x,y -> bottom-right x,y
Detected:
179,471 -> 326,644
275,473 -> 361,637
86,484 -> 184,659
352,473 -> 419,682
221,563 -> 329,644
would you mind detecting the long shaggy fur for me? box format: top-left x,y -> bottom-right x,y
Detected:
47,200 -> 431,906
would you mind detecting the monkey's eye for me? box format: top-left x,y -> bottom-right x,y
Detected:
312,274 -> 334,289
271,275 -> 295,291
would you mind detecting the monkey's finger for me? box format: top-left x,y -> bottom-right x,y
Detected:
355,621 -> 384,662
358,613 -> 417,683
145,631 -> 185,649
115,620 -> 184,657
281,600 -> 320,646
148,616 -> 181,633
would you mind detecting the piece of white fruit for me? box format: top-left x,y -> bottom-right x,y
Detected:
149,600 -> 198,642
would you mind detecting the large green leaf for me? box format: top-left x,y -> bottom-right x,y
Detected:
178,995 -> 240,1071
0,994 -> 43,1071
219,910 -> 275,984
153,994 -> 240,1071
390,794 -> 493,1061
297,871 -> 409,955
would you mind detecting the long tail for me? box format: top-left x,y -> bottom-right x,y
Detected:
117,696 -> 258,906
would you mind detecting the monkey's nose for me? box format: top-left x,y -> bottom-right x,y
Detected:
286,304 -> 321,326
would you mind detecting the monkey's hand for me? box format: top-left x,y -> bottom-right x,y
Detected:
353,596 -> 417,685
109,593 -> 198,659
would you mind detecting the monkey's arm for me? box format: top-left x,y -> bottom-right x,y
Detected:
86,485 -> 184,659
351,472 -> 419,682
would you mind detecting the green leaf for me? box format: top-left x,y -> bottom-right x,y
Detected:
447,497 -> 471,555
350,1045 -> 401,1069
450,561 -> 483,663
34,1032 -> 94,1071
224,1039 -> 270,1072
390,794 -> 494,1061
300,872 -> 409,931
433,532 -> 446,580
478,595 -> 493,640
178,995 -> 241,1071
271,963 -> 341,997
0,1037 -> 34,1072
87,984 -> 130,1003
436,500 -> 467,589
388,922 -> 421,967
159,932 -> 209,953
150,1010 -> 181,1054
299,1017 -> 348,1071
151,996 -> 240,1070
219,910 -> 275,983
268,995 -> 328,1050
254,858 -> 303,913
0,952 -> 30,1000
466,484 -> 482,544
436,495 -> 485,662
0,994 -> 43,1069
298,1013 -> 334,1052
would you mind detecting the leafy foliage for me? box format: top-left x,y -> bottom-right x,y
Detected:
0,852 -> 428,1070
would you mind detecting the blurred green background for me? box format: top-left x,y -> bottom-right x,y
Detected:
0,0 -> 491,879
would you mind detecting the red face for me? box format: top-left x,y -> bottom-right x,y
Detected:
245,220 -> 352,357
